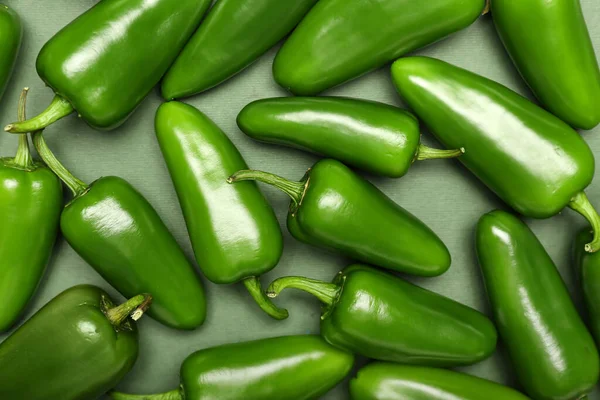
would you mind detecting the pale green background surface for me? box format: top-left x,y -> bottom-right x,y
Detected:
1,1 -> 600,398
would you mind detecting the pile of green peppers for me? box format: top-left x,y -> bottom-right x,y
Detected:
1,0 -> 600,399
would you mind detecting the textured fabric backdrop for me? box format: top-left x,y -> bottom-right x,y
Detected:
1,1 -> 600,398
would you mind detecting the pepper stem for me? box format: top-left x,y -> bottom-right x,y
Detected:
13,88 -> 34,169
228,169 -> 305,207
5,94 -> 74,133
31,131 -> 88,197
243,277 -> 288,320
267,276 -> 340,307
109,388 -> 183,400
569,192 -> 600,253
415,144 -> 465,162
482,0 -> 490,15
106,294 -> 152,328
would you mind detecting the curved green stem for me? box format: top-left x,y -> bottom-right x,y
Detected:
106,294 -> 152,328
228,169 -> 305,207
243,277 -> 288,320
267,276 -> 340,307
415,144 -> 464,162
5,94 -> 74,133
31,131 -> 88,197
13,88 -> 34,169
569,192 -> 600,253
110,388 -> 183,400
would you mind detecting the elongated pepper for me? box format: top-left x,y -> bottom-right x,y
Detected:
0,89 -> 62,332
267,264 -> 497,365
0,4 -> 21,103
229,159 -> 451,276
110,335 -> 354,400
31,132 -> 206,330
237,96 -> 464,178
392,56 -> 600,252
155,102 -> 286,319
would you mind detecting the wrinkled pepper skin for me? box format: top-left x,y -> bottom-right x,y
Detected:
350,363 -> 530,400
111,335 -> 354,400
391,57 -> 600,252
492,0 -> 600,130
269,265 -> 497,366
273,0 -> 485,95
574,229 -> 600,344
0,159 -> 62,332
161,0 -> 318,99
0,4 -> 21,102
24,0 -> 210,130
237,97 -> 463,178
155,102 -> 286,319
0,285 -> 144,400
60,176 -> 206,330
230,159 -> 451,276
477,210 -> 599,400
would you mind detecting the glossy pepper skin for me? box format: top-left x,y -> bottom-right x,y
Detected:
161,0 -> 318,99
268,265 -> 497,365
237,97 -> 464,178
32,133 -> 206,330
491,0 -> 600,130
476,210 -> 599,400
155,102 -> 286,320
574,229 -> 600,344
392,56 -> 600,252
4,0 -> 211,133
110,335 -> 354,400
229,159 -> 451,276
0,4 -> 21,102
350,363 -> 530,400
272,0 -> 485,95
0,89 -> 62,332
0,285 -> 151,400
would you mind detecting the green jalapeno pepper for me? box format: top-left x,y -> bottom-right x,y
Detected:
161,0 -> 318,99
229,159 -> 451,276
4,0 -> 211,133
272,0 -> 485,95
237,96 -> 464,178
391,56 -> 600,252
30,132 -> 206,330
476,210 -> 599,400
110,335 -> 354,400
574,229 -> 600,345
0,285 -> 151,400
155,101 -> 286,319
491,0 -> 600,130
350,363 -> 530,400
267,264 -> 497,366
0,4 -> 21,103
0,89 -> 62,332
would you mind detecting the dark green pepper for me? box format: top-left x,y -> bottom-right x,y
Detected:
4,0 -> 211,133
161,0 -> 318,99
0,4 -> 21,103
476,210 -> 599,400
229,159 -> 451,276
0,89 -> 62,332
31,132 -> 206,330
272,0 -> 485,95
0,285 -> 151,400
110,335 -> 354,400
267,264 -> 497,366
350,363 -> 530,400
155,101 -> 286,319
574,229 -> 600,345
391,56 -> 600,252
237,96 -> 464,178
491,0 -> 600,130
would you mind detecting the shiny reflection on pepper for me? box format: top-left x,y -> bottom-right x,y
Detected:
82,197 -> 135,237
